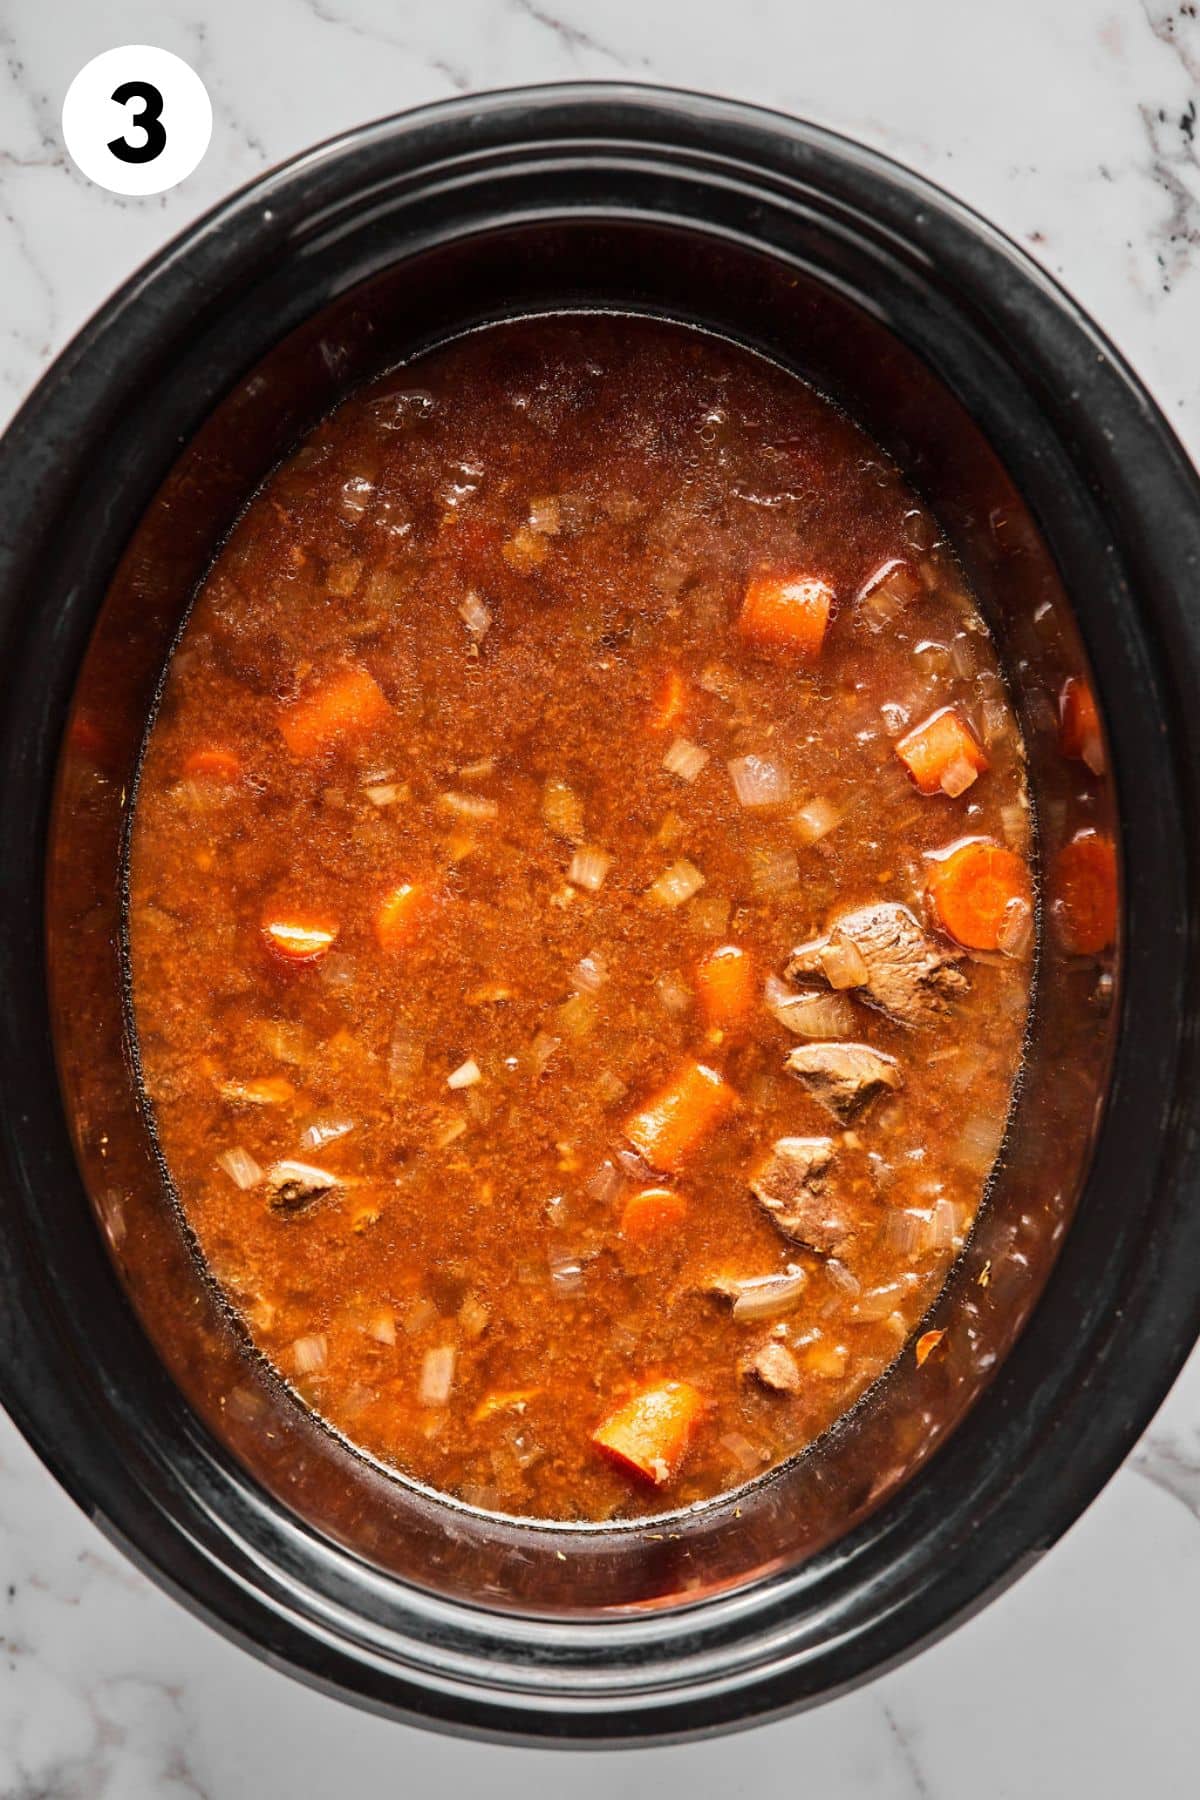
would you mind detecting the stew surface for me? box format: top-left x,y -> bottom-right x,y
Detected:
128,316 -> 1041,1521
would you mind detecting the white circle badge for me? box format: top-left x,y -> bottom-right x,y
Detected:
62,46 -> 212,197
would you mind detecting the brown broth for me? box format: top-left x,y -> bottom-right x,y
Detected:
127,317 -> 1032,1521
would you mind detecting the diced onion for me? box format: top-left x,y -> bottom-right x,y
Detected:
447,1058 -> 482,1090
997,896 -> 1034,959
438,790 -> 499,820
458,590 -> 492,637
292,1333 -> 328,1375
818,939 -> 869,990
688,894 -> 731,935
792,796 -> 842,845
557,991 -> 596,1038
574,950 -> 609,992
434,1114 -> 467,1148
584,1161 -> 624,1206
856,559 -> 920,629
418,1345 -> 456,1405
647,859 -> 705,908
363,782 -> 402,807
367,1309 -> 396,1346
698,661 -> 736,697
950,634 -> 977,680
654,971 -> 693,1016
763,975 -> 855,1039
595,1069 -> 628,1107
727,754 -> 791,809
957,1109 -> 1005,1174
931,1198 -> 959,1249
458,756 -> 496,780
913,639 -> 952,676
403,1296 -> 438,1335
389,1031 -> 425,1088
217,1076 -> 294,1107
720,1431 -> 767,1474
824,1258 -> 861,1297
528,495 -> 561,535
568,846 -> 612,892
748,846 -> 799,897
852,1280 -> 909,1323
549,1251 -> 587,1293
459,1294 -> 491,1339
542,777 -> 585,842
216,1146 -> 262,1190
300,1116 -> 355,1150
338,472 -> 376,520
531,1032 -> 561,1074
710,1266 -> 808,1322
663,737 -> 710,783
999,800 -> 1027,847
881,1209 -> 931,1256
981,696 -> 1011,746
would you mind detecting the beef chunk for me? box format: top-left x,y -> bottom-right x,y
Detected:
748,1136 -> 852,1254
265,1160 -> 338,1213
785,1041 -> 902,1121
744,1341 -> 802,1394
787,901 -> 966,1027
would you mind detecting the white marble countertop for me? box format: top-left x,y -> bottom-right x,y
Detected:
2,1 -> 1199,1793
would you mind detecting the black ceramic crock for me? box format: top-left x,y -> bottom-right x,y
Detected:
2,86 -> 1199,1746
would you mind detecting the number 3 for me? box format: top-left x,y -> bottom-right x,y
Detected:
108,80 -> 166,164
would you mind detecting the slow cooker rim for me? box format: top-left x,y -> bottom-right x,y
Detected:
1,83 -> 1198,1744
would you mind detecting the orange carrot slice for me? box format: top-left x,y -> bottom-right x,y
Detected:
278,665 -> 391,759
183,746 -> 242,782
624,1062 -> 736,1171
374,882 -> 431,952
592,1381 -> 704,1485
1052,830 -> 1117,955
1059,676 -> 1105,773
261,912 -> 339,963
895,706 -> 989,796
927,840 -> 1033,951
620,1187 -> 688,1243
694,944 -> 755,1029
737,572 -> 833,660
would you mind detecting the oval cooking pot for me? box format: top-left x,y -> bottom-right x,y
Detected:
1,86 -> 1199,1744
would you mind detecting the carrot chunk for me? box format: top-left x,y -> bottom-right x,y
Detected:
620,1187 -> 688,1243
895,706 -> 989,796
374,882 -> 431,952
183,746 -> 242,782
650,668 -> 688,731
592,1381 -> 704,1485
737,572 -> 833,660
927,840 -> 1033,951
694,944 -> 755,1029
624,1061 -> 736,1171
1052,830 -> 1117,955
278,665 -> 391,759
261,911 -> 339,963
1059,676 -> 1105,774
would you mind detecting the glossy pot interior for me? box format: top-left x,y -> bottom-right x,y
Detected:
2,88 -> 1199,1742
